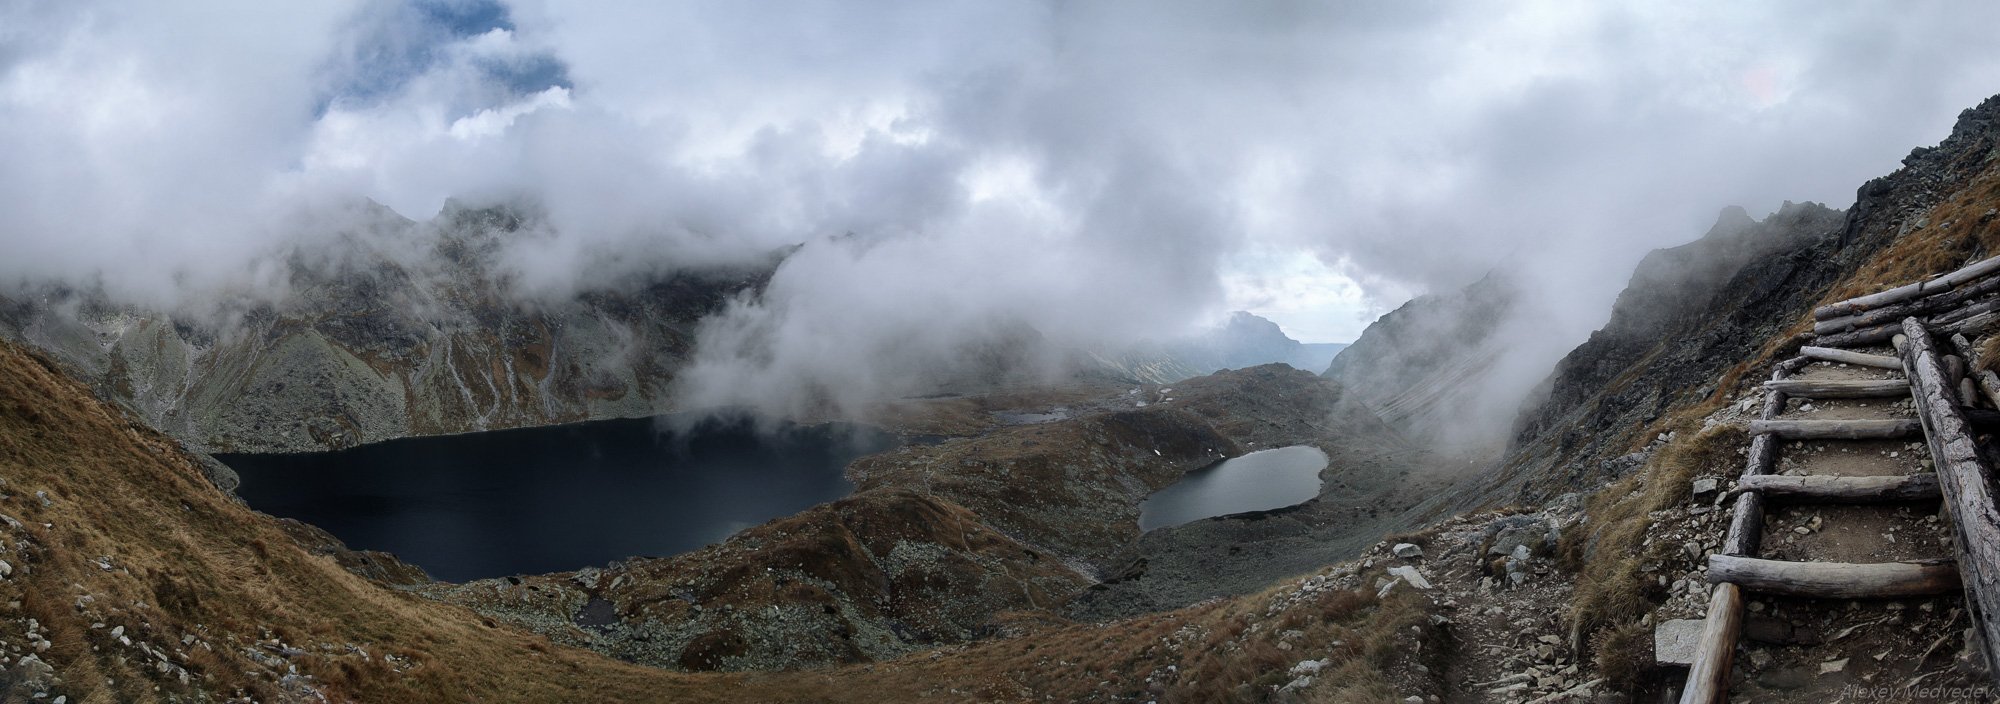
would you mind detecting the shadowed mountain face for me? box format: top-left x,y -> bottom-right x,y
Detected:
0,202 -> 778,455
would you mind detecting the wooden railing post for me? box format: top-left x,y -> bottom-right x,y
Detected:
1900,317 -> 2000,681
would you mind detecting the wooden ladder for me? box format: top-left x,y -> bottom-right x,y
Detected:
1679,315 -> 2000,702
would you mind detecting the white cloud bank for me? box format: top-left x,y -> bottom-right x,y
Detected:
5,1 -> 2000,416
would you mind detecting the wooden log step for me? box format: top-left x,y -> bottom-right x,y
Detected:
1746,418 -> 1922,440
1953,309 -> 2000,337
1799,345 -> 1903,370
1762,379 -> 1908,398
1815,280 -> 1934,321
1934,254 -> 2000,289
1814,254 -> 2000,319
1932,295 -> 2000,328
1810,322 -> 1902,348
1706,555 -> 1961,599
1732,474 -> 1941,503
1814,277 -> 2000,334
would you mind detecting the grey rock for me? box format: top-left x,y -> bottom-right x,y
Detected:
1386,565 -> 1431,590
1691,477 -> 1719,498
1289,659 -> 1329,677
1391,543 -> 1424,559
5,653 -> 53,696
1486,515 -> 1552,558
1654,619 -> 1705,666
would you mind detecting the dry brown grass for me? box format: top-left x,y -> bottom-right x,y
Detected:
1818,169 -> 2000,311
1561,423 -> 1743,655
0,339 -> 788,702
1591,620 -> 1653,692
815,567 -> 1443,704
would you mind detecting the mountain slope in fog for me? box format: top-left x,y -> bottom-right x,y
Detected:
1472,94 -> 2000,511
0,202 -> 776,455
1319,271 -> 1519,452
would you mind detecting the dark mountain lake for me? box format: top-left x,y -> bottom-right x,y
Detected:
1138,446 -> 1328,531
219,416 -> 895,582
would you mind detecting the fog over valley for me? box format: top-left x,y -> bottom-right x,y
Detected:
9,2 -> 2000,424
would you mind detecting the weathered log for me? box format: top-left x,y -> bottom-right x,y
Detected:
1706,555 -> 1961,598
1936,255 -> 2000,289
1799,345 -> 1903,370
1677,583 -> 1743,704
1782,355 -> 1815,374
1900,317 -> 2000,680
1815,276 -> 2000,333
1815,255 -> 2000,319
1950,333 -> 2000,410
1732,474 -> 1941,503
1956,309 -> 2000,338
1723,379 -> 1788,557
1747,418 -> 1922,440
1685,376 -> 1787,703
1815,281 -> 1934,320
1934,296 -> 2000,328
1762,379 -> 1909,398
1814,322 -> 1902,348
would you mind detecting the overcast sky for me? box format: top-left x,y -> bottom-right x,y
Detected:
5,2 -> 2000,410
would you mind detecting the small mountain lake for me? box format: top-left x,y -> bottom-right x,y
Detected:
219,416 -> 895,582
1138,446 -> 1328,531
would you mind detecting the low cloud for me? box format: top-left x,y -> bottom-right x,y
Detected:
4,1 -> 2000,418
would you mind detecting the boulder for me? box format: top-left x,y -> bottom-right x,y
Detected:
1654,619 -> 1705,666
1392,543 -> 1424,559
1691,477 -> 1719,499
1387,565 -> 1432,590
1485,515 -> 1553,558
5,654 -> 54,698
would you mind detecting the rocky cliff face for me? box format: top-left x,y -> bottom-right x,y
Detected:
0,202 -> 775,454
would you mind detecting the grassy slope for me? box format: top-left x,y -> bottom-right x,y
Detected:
0,338 -> 776,703
0,337 -> 1447,703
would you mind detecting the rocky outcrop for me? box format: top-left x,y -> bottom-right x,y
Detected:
0,202 -> 775,453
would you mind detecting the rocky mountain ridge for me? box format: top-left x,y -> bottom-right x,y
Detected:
1472,93 -> 2000,513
